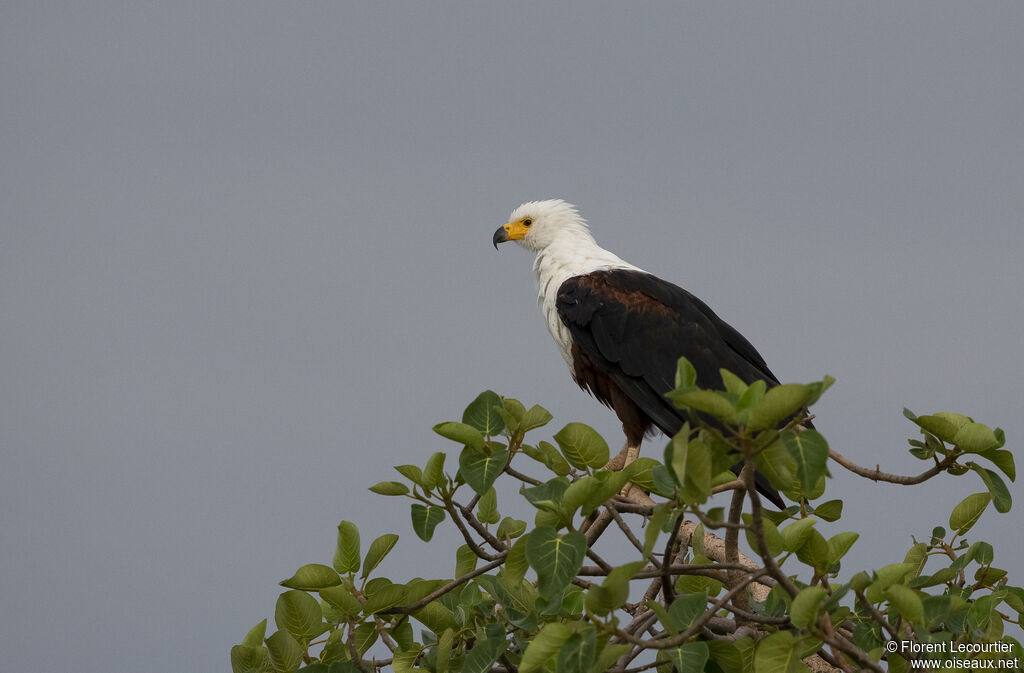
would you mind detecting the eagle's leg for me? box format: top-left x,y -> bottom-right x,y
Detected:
607,439 -> 654,505
605,440 -> 639,471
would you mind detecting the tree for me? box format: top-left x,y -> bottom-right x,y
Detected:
232,359 -> 1022,673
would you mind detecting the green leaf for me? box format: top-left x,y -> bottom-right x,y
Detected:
676,573 -> 723,598
521,404 -> 554,433
363,581 -> 406,614
951,421 -> 1002,453
973,541 -> 995,565
665,430 -> 712,504
433,421 -> 486,450
463,390 -> 506,436
362,533 -> 399,579
476,487 -> 501,524
949,492 -> 991,535
585,561 -> 645,616
675,356 -> 697,388
564,470 -> 630,516
911,412 -> 970,443
455,543 -> 478,578
279,564 -> 342,591
369,481 -> 409,496
804,375 -> 835,406
318,584 -> 362,619
413,601 -> 457,636
230,644 -> 269,673
974,566 -> 1007,587
781,430 -> 830,496
394,464 -> 425,487
667,389 -> 736,422
663,641 -> 710,673
435,628 -> 454,673
707,639 -> 754,673
392,648 -> 419,673
274,590 -> 326,644
625,456 -> 661,492
747,384 -> 812,431
525,527 -> 586,600
520,476 -> 570,512
742,513 -> 783,557
563,475 -> 601,515
242,619 -> 268,648
827,532 -> 859,566
886,584 -> 924,623
458,445 -> 510,495
522,441 -> 573,476
503,537 -> 529,583
553,422 -> 610,469
987,449 -> 1016,482
334,521 -> 361,575
588,644 -> 632,673
519,622 -> 572,673
754,438 -> 799,498
423,452 -> 446,490
814,499 -> 843,522
780,517 -> 817,552
410,503 -> 446,541
668,592 -> 707,629
497,516 -> 527,540
968,463 -> 1012,513
753,630 -> 804,673
558,630 -> 597,673
353,622 -> 378,655
735,379 -> 767,416
644,506 -> 671,557
462,624 -> 506,673
265,629 -> 302,673
794,529 -> 830,573
497,397 -> 526,433
789,586 -> 827,627
865,563 -> 915,602
720,369 -> 749,395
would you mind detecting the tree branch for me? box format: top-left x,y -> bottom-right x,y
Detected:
828,449 -> 957,485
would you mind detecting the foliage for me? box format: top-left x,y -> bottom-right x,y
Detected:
233,364 -> 1022,673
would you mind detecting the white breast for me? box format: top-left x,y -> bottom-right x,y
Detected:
532,237 -> 642,372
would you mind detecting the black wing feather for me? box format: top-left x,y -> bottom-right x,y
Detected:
556,269 -> 787,508
556,269 -> 778,437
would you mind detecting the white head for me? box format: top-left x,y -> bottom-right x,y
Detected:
492,199 -> 594,253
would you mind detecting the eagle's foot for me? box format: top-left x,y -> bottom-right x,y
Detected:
618,482 -> 656,506
605,442 -> 652,504
605,442 -> 640,472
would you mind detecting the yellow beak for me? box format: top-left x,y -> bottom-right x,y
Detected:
492,220 -> 530,249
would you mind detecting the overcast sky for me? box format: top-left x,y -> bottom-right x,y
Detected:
2,3 -> 1023,670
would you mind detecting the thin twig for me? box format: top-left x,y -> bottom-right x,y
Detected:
609,507 -> 660,568
828,449 -> 957,485
384,554 -> 508,615
612,570 -> 769,649
740,463 -> 800,598
503,465 -> 541,485
442,500 -> 500,561
455,501 -> 508,553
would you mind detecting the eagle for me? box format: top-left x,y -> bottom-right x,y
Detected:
493,199 -> 787,508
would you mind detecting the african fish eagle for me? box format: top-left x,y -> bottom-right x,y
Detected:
492,199 -> 786,508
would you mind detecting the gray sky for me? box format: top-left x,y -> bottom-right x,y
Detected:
2,3 -> 1023,670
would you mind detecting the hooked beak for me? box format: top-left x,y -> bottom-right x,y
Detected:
492,220 -> 529,250
492,225 -> 509,250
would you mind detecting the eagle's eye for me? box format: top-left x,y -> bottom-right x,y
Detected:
523,218 -> 533,227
